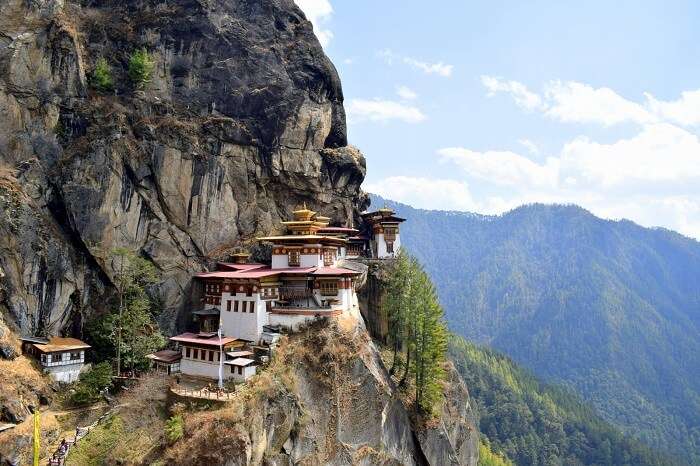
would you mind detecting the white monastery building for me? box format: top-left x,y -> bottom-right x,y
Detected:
169,206 -> 366,381
361,207 -> 406,259
20,336 -> 90,383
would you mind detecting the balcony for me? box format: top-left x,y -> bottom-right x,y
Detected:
278,287 -> 313,300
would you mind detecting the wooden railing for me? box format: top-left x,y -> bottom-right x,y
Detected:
278,287 -> 313,300
170,386 -> 235,401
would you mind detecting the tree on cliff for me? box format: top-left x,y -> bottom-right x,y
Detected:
128,48 -> 154,88
87,249 -> 165,374
411,267 -> 448,414
385,251 -> 412,374
385,252 -> 448,414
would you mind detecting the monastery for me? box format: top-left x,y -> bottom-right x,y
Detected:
20,336 -> 91,383
163,205 -> 406,382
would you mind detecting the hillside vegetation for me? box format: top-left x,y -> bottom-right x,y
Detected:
372,195 -> 700,463
449,336 -> 680,466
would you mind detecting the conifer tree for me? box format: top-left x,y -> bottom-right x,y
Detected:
91,57 -> 114,92
385,251 -> 412,374
412,267 -> 448,413
384,251 -> 448,414
128,48 -> 154,88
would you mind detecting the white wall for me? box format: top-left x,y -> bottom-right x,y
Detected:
46,364 -> 83,383
228,364 -> 256,382
271,243 -> 331,269
300,252 -> 323,268
271,253 -> 289,269
375,233 -> 401,258
180,349 -> 230,380
220,292 -> 268,342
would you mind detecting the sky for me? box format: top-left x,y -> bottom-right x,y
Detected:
294,0 -> 700,240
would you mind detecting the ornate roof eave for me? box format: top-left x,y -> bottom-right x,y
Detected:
257,235 -> 347,244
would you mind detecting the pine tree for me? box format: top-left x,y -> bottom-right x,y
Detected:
384,251 -> 448,414
411,263 -> 447,414
128,48 -> 154,88
385,251 -> 412,374
91,57 -> 114,92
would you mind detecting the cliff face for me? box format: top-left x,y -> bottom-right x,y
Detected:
0,3 -> 481,465
0,0 -> 367,337
164,321 -> 479,466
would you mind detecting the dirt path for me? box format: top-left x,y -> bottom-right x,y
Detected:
41,403 -> 130,464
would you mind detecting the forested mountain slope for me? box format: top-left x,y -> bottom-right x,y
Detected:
448,336 -> 680,466
370,195 -> 700,463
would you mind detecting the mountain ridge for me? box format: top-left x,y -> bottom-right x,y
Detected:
371,194 -> 700,463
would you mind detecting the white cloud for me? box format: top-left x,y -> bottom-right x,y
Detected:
396,85 -> 418,100
438,147 -> 559,188
645,89 -> 700,127
376,48 -> 396,64
559,123 -> 700,186
430,122 -> 700,239
425,76 -> 700,238
346,99 -> 426,124
294,0 -> 334,47
441,124 -> 700,192
364,176 -> 478,212
519,139 -> 540,155
544,81 -> 654,126
377,49 -> 453,77
481,76 -> 544,111
403,57 -> 453,77
481,76 -> 657,126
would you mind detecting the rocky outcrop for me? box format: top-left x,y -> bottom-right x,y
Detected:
358,260 -> 391,343
0,0 -> 367,337
417,365 -> 480,466
165,321 -> 479,466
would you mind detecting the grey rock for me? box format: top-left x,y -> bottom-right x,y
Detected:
0,343 -> 17,360
0,0 -> 368,337
0,400 -> 27,424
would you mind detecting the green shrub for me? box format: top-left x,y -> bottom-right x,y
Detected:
165,415 -> 184,443
70,362 -> 113,406
128,48 -> 154,88
91,57 -> 114,92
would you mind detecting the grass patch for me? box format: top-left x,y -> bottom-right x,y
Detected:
67,375 -> 169,465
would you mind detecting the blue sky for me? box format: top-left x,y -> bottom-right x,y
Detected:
295,1 -> 700,239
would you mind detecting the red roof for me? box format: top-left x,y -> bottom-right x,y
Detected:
195,267 -> 322,279
195,266 -> 358,279
194,269 -> 279,279
312,267 -> 362,276
170,333 -> 238,346
217,262 -> 267,272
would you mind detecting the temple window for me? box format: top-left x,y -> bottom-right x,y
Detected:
226,300 -> 232,312
323,249 -> 334,266
288,250 -> 300,266
320,281 -> 338,296
234,301 -> 239,312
